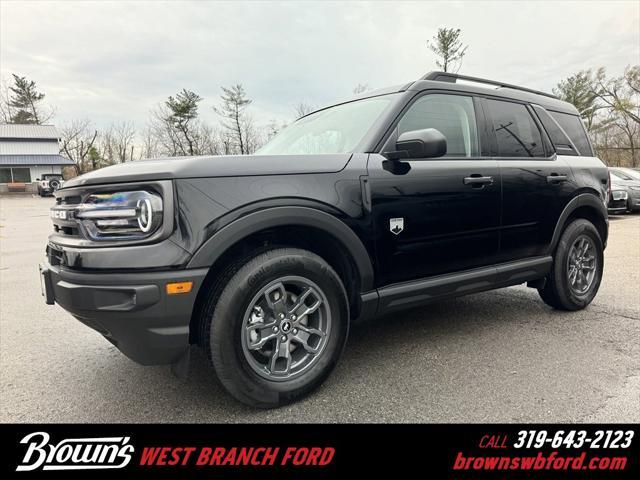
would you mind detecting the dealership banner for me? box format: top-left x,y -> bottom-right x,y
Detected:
1,424 -> 639,478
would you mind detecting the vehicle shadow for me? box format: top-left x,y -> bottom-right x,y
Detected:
77,286 -> 567,421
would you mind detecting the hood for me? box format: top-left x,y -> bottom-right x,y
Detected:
610,177 -> 640,189
610,178 -> 640,188
62,153 -> 352,188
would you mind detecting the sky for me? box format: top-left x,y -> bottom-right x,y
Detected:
1,0 -> 639,132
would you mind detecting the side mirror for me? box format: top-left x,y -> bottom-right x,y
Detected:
385,128 -> 447,160
36,178 -> 40,181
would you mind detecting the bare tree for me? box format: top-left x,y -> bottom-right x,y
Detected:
140,125 -> 161,159
293,101 -> 315,119
108,121 -> 136,162
427,27 -> 468,73
559,65 -> 640,167
591,66 -> 640,125
353,83 -> 370,95
0,77 -> 15,123
59,119 -> 99,173
214,84 -> 254,154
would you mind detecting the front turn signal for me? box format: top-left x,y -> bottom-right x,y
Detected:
166,281 -> 193,295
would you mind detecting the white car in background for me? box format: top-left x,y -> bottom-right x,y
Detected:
36,173 -> 63,197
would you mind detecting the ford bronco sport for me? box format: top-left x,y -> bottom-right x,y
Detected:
41,72 -> 609,407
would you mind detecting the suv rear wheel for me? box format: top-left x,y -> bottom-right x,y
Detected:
538,219 -> 604,311
203,247 -> 349,408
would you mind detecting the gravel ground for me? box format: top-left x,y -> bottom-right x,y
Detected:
1,195 -> 638,423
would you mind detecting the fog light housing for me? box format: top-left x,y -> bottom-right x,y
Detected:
76,190 -> 163,240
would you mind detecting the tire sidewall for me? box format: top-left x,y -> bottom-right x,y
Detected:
553,220 -> 604,310
210,249 -> 349,406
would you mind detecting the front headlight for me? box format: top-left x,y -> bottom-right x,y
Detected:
611,190 -> 628,201
76,190 -> 163,240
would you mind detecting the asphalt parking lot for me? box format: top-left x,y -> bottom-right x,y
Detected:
1,195 -> 638,423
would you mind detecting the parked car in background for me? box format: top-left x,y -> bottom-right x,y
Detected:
608,187 -> 628,214
37,173 -> 63,197
609,168 -> 640,212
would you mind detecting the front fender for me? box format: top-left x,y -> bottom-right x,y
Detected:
186,206 -> 375,291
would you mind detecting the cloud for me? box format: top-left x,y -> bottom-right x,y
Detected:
1,0 -> 638,130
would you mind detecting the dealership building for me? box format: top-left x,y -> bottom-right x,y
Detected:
0,124 -> 75,193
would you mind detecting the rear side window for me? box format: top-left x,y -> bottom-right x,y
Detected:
486,99 -> 545,157
532,105 -> 577,155
398,94 -> 479,157
549,111 -> 593,157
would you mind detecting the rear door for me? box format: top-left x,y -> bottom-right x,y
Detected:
367,92 -> 501,286
483,98 -> 573,261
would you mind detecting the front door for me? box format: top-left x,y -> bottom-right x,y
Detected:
367,93 -> 501,287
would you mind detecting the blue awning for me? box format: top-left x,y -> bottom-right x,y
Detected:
0,155 -> 75,166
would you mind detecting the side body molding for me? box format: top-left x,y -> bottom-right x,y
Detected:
186,206 -> 375,291
548,193 -> 608,253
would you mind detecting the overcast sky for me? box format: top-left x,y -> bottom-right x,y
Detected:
1,0 -> 639,131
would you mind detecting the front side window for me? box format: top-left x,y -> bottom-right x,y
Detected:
487,99 -> 545,158
257,94 -> 397,155
398,94 -> 479,157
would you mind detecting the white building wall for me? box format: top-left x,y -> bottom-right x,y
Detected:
31,165 -> 63,180
0,140 -> 60,155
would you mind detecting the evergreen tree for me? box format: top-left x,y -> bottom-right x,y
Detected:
7,74 -> 52,124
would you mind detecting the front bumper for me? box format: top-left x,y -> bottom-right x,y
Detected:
627,190 -> 640,211
40,259 -> 208,365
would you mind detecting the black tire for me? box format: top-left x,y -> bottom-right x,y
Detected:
538,219 -> 604,311
203,247 -> 349,408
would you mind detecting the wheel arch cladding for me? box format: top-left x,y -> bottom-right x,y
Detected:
549,193 -> 608,253
186,206 -> 375,346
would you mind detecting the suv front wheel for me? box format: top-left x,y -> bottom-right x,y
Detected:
203,247 -> 349,408
538,218 -> 604,311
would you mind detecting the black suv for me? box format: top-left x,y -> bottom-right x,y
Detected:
41,72 -> 609,407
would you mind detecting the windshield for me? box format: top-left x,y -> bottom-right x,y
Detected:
611,169 -> 634,181
257,94 -> 397,155
613,168 -> 640,181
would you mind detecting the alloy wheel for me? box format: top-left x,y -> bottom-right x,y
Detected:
240,276 -> 331,381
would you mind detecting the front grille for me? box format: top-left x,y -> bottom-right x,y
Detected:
56,195 -> 81,206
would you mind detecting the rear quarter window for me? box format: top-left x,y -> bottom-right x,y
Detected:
549,111 -> 593,157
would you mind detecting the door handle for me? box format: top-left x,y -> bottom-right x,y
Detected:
547,174 -> 568,184
463,175 -> 494,187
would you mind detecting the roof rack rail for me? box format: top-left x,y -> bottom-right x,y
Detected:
420,71 -> 557,100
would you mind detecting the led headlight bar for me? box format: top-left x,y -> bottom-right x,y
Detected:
75,190 -> 163,240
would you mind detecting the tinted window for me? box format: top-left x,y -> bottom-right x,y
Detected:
532,105 -> 577,155
549,111 -> 593,156
487,99 -> 545,157
398,94 -> 479,157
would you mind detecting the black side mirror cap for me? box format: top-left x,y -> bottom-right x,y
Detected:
385,128 -> 447,160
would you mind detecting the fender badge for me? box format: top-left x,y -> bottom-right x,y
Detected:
390,217 -> 404,235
